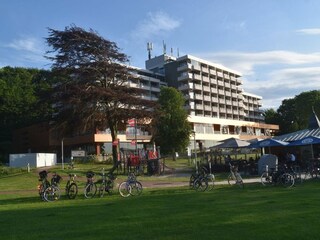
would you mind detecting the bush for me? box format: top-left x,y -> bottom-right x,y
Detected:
0,166 -> 26,176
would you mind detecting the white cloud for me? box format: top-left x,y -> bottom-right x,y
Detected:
243,66 -> 320,109
296,28 -> 320,35
7,37 -> 42,53
132,11 -> 181,40
198,50 -> 320,109
1,36 -> 49,68
200,51 -> 320,76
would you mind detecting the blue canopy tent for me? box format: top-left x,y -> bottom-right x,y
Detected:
288,136 -> 320,160
288,136 -> 320,146
249,138 -> 289,148
248,138 -> 289,157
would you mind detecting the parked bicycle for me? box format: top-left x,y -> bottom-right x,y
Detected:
190,166 -> 215,191
118,172 -> 143,197
228,162 -> 244,188
38,170 -> 61,202
303,161 -> 319,180
65,173 -> 78,199
287,165 -> 303,184
260,164 -> 295,188
84,171 -> 97,199
38,170 -> 50,201
97,168 -> 116,197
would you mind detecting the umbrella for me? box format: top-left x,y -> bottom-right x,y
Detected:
288,136 -> 320,146
288,136 -> 320,159
211,137 -> 250,149
249,138 -> 289,148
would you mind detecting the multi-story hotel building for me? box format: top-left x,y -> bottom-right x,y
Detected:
13,52 -> 278,156
145,53 -> 278,148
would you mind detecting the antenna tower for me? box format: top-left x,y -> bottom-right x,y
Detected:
163,40 -> 166,54
147,42 -> 153,60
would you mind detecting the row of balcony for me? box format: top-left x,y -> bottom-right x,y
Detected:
178,83 -> 243,95
193,95 -> 241,104
192,104 -> 245,115
178,72 -> 242,87
128,82 -> 161,93
177,63 -> 242,83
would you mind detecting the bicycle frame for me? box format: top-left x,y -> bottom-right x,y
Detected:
97,169 -> 116,197
118,172 -> 142,197
65,173 -> 78,199
228,163 -> 244,188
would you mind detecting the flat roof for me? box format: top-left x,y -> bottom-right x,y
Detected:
177,54 -> 242,77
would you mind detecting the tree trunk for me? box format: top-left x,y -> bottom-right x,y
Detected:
109,124 -> 119,174
172,149 -> 176,161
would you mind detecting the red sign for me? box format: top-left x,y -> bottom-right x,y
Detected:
131,140 -> 136,145
128,118 -> 136,127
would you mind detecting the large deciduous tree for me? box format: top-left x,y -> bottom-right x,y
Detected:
46,25 -> 155,170
0,67 -> 52,162
264,90 -> 320,135
152,87 -> 192,160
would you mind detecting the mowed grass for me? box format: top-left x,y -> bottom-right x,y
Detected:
1,168 -> 320,239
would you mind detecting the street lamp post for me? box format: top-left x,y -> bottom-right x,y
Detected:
61,138 -> 64,170
192,130 -> 197,172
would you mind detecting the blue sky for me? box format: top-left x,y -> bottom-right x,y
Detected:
1,0 -> 320,109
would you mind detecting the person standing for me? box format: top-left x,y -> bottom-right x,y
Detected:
286,152 -> 296,167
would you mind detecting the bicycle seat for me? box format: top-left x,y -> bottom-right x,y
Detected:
86,171 -> 95,178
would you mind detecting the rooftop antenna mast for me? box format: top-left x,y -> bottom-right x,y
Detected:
163,40 -> 166,55
147,42 -> 153,60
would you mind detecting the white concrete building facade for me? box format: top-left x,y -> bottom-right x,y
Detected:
145,54 -> 278,148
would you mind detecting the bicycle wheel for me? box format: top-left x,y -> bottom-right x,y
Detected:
105,180 -> 114,195
98,183 -> 105,197
67,183 -> 78,199
39,180 -> 50,201
189,174 -> 197,189
261,172 -> 273,186
193,177 -> 208,192
118,181 -> 131,197
44,186 -> 61,202
206,174 -> 215,191
303,170 -> 313,180
293,172 -> 303,184
227,174 -> 236,185
38,184 -> 45,200
130,181 -> 143,196
84,183 -> 97,198
236,179 -> 244,189
281,173 -> 295,188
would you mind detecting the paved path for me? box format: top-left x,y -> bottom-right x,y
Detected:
143,174 -> 261,189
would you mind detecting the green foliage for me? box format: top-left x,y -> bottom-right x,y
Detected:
0,166 -> 27,176
152,87 -> 192,158
264,90 -> 320,135
0,67 -> 36,126
263,108 -> 278,124
0,67 -> 53,160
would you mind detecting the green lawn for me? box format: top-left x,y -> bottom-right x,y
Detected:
1,166 -> 320,240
